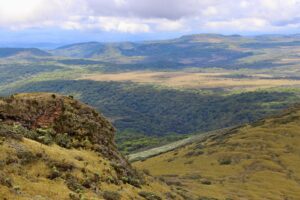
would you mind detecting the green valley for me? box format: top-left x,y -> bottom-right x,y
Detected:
2,34 -> 300,153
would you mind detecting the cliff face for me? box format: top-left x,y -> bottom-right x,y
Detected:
0,93 -> 115,150
0,93 -> 128,160
0,93 -> 181,200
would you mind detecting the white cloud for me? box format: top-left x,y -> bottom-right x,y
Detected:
60,16 -> 150,33
96,17 -> 150,33
0,0 -> 300,33
202,6 -> 218,17
204,18 -> 269,31
152,19 -> 185,31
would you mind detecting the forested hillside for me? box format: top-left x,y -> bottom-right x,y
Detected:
2,79 -> 298,153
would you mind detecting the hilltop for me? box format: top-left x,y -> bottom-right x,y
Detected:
0,93 -> 181,200
0,48 -> 51,58
134,105 -> 300,200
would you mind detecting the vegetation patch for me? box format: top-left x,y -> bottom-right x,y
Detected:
218,157 -> 232,165
103,191 -> 121,200
138,191 -> 162,200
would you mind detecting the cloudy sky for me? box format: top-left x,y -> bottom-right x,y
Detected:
1,0 -> 300,47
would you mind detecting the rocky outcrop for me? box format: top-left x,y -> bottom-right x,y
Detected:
0,93 -> 133,178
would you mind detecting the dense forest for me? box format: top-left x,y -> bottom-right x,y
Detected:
2,80 -> 296,135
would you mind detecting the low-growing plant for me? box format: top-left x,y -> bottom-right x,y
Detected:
48,160 -> 75,172
0,173 -> 13,188
47,166 -> 61,180
65,174 -> 84,192
198,197 -> 218,200
16,149 -> 38,164
138,191 -> 162,200
200,179 -> 212,185
0,124 -> 23,140
55,133 -> 72,148
103,191 -> 121,200
218,157 -> 232,165
142,169 -> 151,176
184,160 -> 194,165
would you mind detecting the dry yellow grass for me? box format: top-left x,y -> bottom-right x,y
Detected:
134,108 -> 300,200
0,137 -> 181,200
79,71 -> 300,91
0,93 -> 182,200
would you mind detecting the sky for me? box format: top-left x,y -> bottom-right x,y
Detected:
1,0 -> 300,47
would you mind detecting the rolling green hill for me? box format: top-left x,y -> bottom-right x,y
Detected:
50,34 -> 300,71
0,48 -> 51,58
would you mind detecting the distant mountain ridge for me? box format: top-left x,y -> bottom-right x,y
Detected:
2,33 -> 300,71
47,33 -> 300,71
0,47 -> 51,58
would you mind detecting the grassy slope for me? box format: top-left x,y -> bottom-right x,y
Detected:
0,93 -> 181,200
128,127 -> 235,162
134,106 -> 300,200
0,137 -> 178,200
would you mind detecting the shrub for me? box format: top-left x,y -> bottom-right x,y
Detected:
55,133 -> 71,148
142,169 -> 151,176
166,158 -> 175,162
35,128 -> 56,145
0,124 -> 23,140
138,191 -> 162,200
198,197 -> 218,200
69,193 -> 80,200
185,151 -> 195,157
37,134 -> 53,145
81,174 -> 100,189
47,167 -> 61,180
218,157 -> 232,165
125,177 -> 141,188
184,160 -> 194,165
200,179 -> 212,185
74,156 -> 84,161
16,149 -> 37,164
103,191 -> 121,200
48,160 -> 74,172
194,143 -> 204,149
165,192 -> 177,199
65,175 -> 83,192
164,180 -> 182,186
0,173 -> 13,188
182,173 -> 201,180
